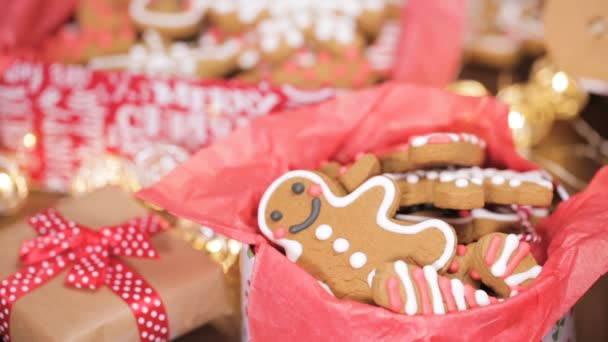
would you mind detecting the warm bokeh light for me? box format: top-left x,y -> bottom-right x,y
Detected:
22,133 -> 37,149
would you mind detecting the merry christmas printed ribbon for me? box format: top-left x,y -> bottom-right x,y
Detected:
0,209 -> 170,342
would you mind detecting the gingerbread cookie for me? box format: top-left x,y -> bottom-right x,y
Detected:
472,232 -> 542,298
385,167 -> 554,209
255,17 -> 306,64
337,154 -> 382,192
89,29 -> 241,78
258,170 -> 457,302
379,133 -> 487,173
269,48 -> 379,89
129,0 -> 207,39
44,0 -> 135,64
372,261 -> 498,315
396,206 -> 548,244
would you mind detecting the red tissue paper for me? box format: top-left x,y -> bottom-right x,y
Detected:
138,82 -> 608,341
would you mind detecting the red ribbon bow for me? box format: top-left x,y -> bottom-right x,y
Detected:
0,209 -> 171,342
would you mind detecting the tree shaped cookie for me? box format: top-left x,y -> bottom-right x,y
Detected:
258,170 -> 457,303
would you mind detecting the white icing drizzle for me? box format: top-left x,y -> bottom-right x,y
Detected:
315,224 -> 333,240
333,238 -> 350,253
475,290 -> 490,306
450,278 -> 467,311
129,0 -> 207,29
257,171 -> 456,270
423,265 -> 445,314
394,260 -> 418,315
505,265 -> 542,286
367,269 -> 376,288
491,234 -> 520,277
409,132 -> 486,148
317,281 -> 334,296
349,252 -> 367,269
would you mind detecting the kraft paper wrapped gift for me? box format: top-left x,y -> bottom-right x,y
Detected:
0,187 -> 229,341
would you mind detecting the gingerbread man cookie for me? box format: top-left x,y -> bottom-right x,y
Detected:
380,133 -> 487,173
372,261 -> 499,315
396,206 -> 548,244
386,167 -> 554,209
258,170 -> 457,302
338,154 -> 381,192
472,232 -> 542,298
438,233 -> 542,299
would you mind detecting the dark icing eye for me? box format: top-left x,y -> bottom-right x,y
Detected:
270,210 -> 283,221
291,182 -> 305,194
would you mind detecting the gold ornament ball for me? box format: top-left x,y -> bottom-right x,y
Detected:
530,58 -> 589,120
0,155 -> 29,216
70,154 -> 138,195
447,80 -> 490,97
498,84 -> 555,148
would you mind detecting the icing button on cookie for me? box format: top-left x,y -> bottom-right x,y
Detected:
333,238 -> 350,253
315,224 -> 333,240
350,252 -> 367,269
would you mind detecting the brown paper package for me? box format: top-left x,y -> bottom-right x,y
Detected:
0,187 -> 230,341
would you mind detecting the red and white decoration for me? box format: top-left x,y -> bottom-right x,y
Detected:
0,61 -> 335,191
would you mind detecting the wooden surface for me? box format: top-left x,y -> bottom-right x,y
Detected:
1,62 -> 606,341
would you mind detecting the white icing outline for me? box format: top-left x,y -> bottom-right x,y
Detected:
394,260 -> 418,315
367,268 -> 376,288
258,171 -> 456,270
130,0 -> 207,30
505,265 -> 542,286
410,132 -> 484,148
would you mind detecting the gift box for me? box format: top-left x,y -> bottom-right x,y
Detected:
0,187 -> 229,341
138,82 -> 608,341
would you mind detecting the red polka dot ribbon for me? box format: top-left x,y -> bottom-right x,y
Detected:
0,209 -> 170,342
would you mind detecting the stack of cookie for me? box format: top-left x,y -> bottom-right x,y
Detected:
257,132 -> 553,315
45,0 -> 406,88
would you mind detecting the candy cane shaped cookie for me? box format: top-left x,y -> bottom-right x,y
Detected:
380,133 -> 487,173
258,170 -> 456,303
472,233 -> 543,298
130,0 -> 207,39
386,167 -> 554,209
372,261 -> 499,315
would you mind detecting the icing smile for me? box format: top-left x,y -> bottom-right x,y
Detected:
289,198 -> 321,234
